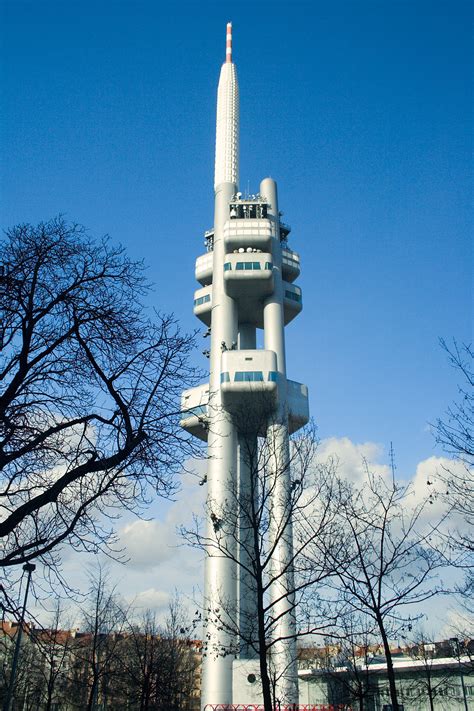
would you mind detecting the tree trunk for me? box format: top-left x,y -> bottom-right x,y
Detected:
45,679 -> 54,711
87,673 -> 98,711
140,674 -> 151,711
427,686 -> 435,711
255,563 -> 272,711
260,654 -> 273,711
376,616 -> 400,711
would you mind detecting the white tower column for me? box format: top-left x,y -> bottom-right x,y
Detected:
262,178 -> 298,705
202,182 -> 239,708
201,22 -> 240,708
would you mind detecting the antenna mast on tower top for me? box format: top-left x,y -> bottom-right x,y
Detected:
226,22 -> 232,63
214,21 -> 239,189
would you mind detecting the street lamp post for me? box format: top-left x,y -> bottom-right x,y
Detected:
450,637 -> 468,711
3,562 -> 36,711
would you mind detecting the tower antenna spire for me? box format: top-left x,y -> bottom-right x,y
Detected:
226,22 -> 232,63
214,21 -> 239,188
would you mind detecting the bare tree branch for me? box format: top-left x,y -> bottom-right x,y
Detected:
0,218 -> 199,576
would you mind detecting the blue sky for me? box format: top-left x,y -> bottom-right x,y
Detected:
1,0 -> 472,621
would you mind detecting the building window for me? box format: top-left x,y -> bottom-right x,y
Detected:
234,371 -> 264,382
224,262 -> 232,271
265,262 -> 273,270
194,294 -> 211,306
235,262 -> 262,271
182,405 -> 207,418
268,371 -> 279,382
220,372 -> 230,383
284,290 -> 301,303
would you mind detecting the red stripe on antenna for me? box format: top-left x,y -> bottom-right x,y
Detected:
226,22 -> 232,63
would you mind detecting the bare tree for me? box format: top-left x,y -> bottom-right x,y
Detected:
0,218 -> 197,580
0,620 -> 40,710
155,597 -> 200,711
121,610 -> 162,711
432,339 -> 474,608
0,584 -> 200,711
323,613 -> 378,711
315,466 -> 451,711
183,420 -> 339,711
405,630 -> 459,711
31,600 -> 75,711
121,599 -> 199,711
68,566 -> 128,710
433,339 -> 473,468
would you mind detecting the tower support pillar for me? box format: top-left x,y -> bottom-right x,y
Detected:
262,177 -> 299,705
202,181 -> 239,708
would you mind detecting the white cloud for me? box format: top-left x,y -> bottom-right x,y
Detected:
315,436 -> 390,485
408,456 -> 472,537
410,456 -> 451,512
439,608 -> 474,639
311,438 -> 471,542
31,444 -> 469,634
116,460 -> 207,572
115,444 -> 467,585
315,438 -> 466,516
128,587 -> 171,614
120,519 -> 174,568
411,455 -> 468,499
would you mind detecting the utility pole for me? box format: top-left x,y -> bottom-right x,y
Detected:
3,563 -> 36,711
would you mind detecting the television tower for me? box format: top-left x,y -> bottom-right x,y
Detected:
181,23 -> 309,708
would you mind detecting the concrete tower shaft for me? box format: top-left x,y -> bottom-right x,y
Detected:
201,25 -> 240,706
180,23 -> 309,710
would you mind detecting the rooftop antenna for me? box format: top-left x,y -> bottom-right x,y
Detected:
389,441 -> 396,487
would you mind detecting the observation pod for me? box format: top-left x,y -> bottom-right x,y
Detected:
195,253 -> 213,285
223,253 -> 274,297
180,23 -> 309,710
193,286 -> 212,325
180,377 -> 309,440
281,247 -> 301,282
180,383 -> 209,442
220,349 -> 278,417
